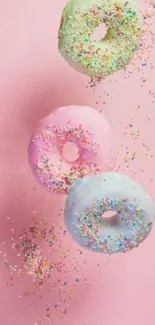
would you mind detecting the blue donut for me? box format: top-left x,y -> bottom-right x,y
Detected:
64,172 -> 155,254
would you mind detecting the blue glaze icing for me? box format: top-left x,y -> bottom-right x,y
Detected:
64,172 -> 155,254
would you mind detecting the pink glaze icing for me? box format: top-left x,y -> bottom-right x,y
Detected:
28,105 -> 117,194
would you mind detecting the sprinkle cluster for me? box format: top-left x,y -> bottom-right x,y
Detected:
59,0 -> 142,78
0,214 -> 93,322
53,124 -> 98,153
11,223 -> 53,283
36,159 -> 100,194
34,124 -> 100,194
78,197 -> 152,254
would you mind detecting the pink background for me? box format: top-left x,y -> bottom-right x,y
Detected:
0,1 -> 155,324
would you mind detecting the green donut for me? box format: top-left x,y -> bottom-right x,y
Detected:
58,0 -> 142,79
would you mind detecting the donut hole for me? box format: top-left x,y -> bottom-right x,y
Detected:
92,23 -> 108,42
101,211 -> 117,223
62,141 -> 79,163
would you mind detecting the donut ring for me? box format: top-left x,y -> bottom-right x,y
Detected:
28,106 -> 116,194
58,0 -> 142,78
64,172 -> 155,254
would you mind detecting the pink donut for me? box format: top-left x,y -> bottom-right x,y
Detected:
28,106 -> 116,194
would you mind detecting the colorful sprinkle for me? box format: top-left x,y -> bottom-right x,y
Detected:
59,0 -> 142,79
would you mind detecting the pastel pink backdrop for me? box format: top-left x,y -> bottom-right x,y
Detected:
0,1 -> 155,325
